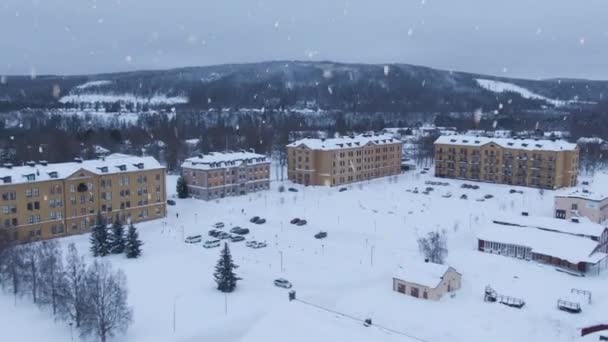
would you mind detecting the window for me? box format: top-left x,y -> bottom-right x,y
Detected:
25,189 -> 32,197
70,184 -> 75,192
571,203 -> 578,211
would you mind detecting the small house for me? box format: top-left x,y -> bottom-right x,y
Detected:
392,262 -> 462,301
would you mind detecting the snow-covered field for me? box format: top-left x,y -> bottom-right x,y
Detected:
2,171 -> 607,342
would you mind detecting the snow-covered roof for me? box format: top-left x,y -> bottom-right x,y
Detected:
493,215 -> 607,239
181,151 -> 269,170
184,138 -> 200,146
393,262 -> 457,289
557,172 -> 608,202
0,154 -> 163,185
434,135 -> 577,152
478,223 -> 607,264
287,134 -> 401,151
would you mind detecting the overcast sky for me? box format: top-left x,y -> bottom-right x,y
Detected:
1,0 -> 607,79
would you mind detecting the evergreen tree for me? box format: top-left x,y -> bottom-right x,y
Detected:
109,221 -> 126,254
125,224 -> 143,259
213,243 -> 241,293
90,214 -> 110,257
176,176 -> 189,199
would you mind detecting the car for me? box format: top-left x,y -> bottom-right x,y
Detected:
203,240 -> 221,248
250,216 -> 260,223
339,187 -> 348,192
471,185 -> 480,190
461,184 -> 470,189
422,191 -> 430,195
484,194 -> 494,199
460,194 -> 468,200
254,218 -> 266,224
274,278 -> 292,289
231,235 -> 245,242
476,198 -> 485,202
295,219 -> 307,226
425,180 -> 433,185
208,229 -> 220,237
167,199 -> 176,206
290,218 -> 301,224
231,227 -> 250,235
314,231 -> 327,239
252,242 -> 267,248
420,170 -> 427,174
288,187 -> 298,192
412,188 -> 419,194
184,235 -> 202,243
217,232 -> 231,240
212,222 -> 225,228
246,241 -> 257,247
441,192 -> 452,198
425,187 -> 434,192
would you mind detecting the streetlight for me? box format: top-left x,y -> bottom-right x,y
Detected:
69,322 -> 74,341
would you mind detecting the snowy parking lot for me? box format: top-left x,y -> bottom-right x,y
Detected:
2,171 -> 607,342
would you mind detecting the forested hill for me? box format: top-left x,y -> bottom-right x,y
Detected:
1,61 -> 608,113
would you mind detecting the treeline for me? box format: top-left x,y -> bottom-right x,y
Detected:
0,241 -> 132,342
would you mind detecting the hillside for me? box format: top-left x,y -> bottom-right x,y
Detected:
1,61 -> 607,113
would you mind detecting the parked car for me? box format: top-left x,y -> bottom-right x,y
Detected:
471,185 -> 480,190
213,222 -> 225,228
425,187 -> 434,192
420,170 -> 427,174
290,218 -> 301,224
250,216 -> 260,223
203,240 -> 221,248
253,242 -> 267,248
412,187 -> 419,194
217,232 -> 231,240
184,235 -> 202,244
339,187 -> 348,192
231,235 -> 245,242
484,194 -> 494,199
288,187 -> 298,192
476,198 -> 485,202
296,219 -> 307,226
274,278 -> 293,289
167,199 -> 176,206
254,218 -> 266,224
208,229 -> 220,237
442,192 -> 452,198
460,194 -> 468,200
314,231 -> 328,239
230,227 -> 250,235
246,241 -> 256,247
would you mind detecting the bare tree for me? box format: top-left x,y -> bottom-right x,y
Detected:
21,243 -> 43,303
417,230 -> 448,264
38,240 -> 67,316
0,245 -> 25,303
80,260 -> 132,342
61,243 -> 88,328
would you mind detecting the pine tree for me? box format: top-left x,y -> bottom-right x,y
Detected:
109,221 -> 126,254
213,243 -> 241,293
90,214 -> 110,257
125,224 -> 143,259
176,176 -> 189,199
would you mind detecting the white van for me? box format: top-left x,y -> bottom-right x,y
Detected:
203,240 -> 221,248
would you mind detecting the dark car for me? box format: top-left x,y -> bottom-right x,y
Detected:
484,194 -> 494,199
231,235 -> 245,242
250,216 -> 260,223
339,187 -> 348,192
288,187 -> 298,192
231,227 -> 250,235
208,229 -> 220,237
296,219 -> 307,226
460,194 -> 468,200
254,218 -> 266,224
167,199 -> 176,206
314,231 -> 327,239
290,218 -> 301,224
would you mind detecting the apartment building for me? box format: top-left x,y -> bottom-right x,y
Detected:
434,135 -> 578,189
0,154 -> 166,243
286,134 -> 402,186
181,151 -> 270,200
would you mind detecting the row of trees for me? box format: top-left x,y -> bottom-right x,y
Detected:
90,215 -> 143,259
0,242 -> 132,342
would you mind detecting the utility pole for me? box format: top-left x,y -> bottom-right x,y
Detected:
370,245 -> 375,266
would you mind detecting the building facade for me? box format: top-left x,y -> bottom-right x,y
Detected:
555,193 -> 608,224
392,263 -> 462,301
434,135 -> 579,189
286,134 -> 402,186
181,151 -> 270,200
0,154 -> 166,243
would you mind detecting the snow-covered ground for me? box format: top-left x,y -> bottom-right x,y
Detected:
2,171 -> 607,342
59,94 -> 189,106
